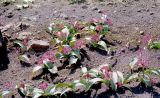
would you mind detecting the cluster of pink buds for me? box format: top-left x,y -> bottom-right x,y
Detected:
73,39 -> 85,50
74,21 -> 85,30
55,23 -> 64,29
3,82 -> 12,89
22,37 -> 29,45
142,34 -> 152,46
38,51 -> 56,64
38,82 -> 49,90
100,64 -> 112,80
96,25 -> 103,32
82,73 -> 93,78
116,82 -> 123,88
151,78 -> 158,85
91,33 -> 100,42
138,48 -> 149,68
90,18 -> 99,24
55,32 -> 67,39
101,14 -> 113,26
62,45 -> 72,55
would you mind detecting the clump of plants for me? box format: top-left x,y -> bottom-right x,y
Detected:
14,15 -> 112,78
0,0 -> 15,6
68,0 -> 86,4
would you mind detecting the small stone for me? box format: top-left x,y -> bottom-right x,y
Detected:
121,48 -> 125,53
150,12 -> 154,15
92,7 -> 98,11
60,14 -> 69,20
82,5 -> 88,9
140,31 -> 144,35
17,32 -> 32,40
6,12 -> 14,18
19,22 -> 30,30
27,40 -> 50,51
98,9 -> 103,13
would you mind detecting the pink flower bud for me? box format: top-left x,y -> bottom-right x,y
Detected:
91,33 -> 100,42
62,46 -> 72,55
38,51 -> 56,64
73,39 -> 85,50
38,82 -> 48,90
96,25 -> 103,32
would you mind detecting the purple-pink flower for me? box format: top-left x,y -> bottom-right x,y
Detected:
73,39 -> 85,50
74,21 -> 85,30
96,25 -> 103,32
55,32 -> 67,39
3,82 -> 12,89
100,65 -> 112,80
90,18 -> 98,24
38,51 -> 56,64
38,82 -> 48,90
62,46 -> 72,54
138,48 -> 149,68
55,23 -> 64,29
142,34 -> 152,46
91,33 -> 100,42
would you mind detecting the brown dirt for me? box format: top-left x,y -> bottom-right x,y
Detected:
0,0 -> 160,98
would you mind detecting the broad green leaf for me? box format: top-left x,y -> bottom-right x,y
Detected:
33,93 -> 42,98
43,60 -> 57,74
48,66 -> 58,74
112,72 -> 118,84
69,56 -> 78,65
62,27 -> 70,38
142,78 -> 151,87
98,41 -> 108,51
89,78 -> 103,84
150,41 -> 160,49
56,83 -> 73,89
32,65 -> 44,78
19,54 -> 30,64
110,80 -> 117,91
33,88 -> 44,94
81,67 -> 88,74
2,91 -> 10,97
125,73 -> 139,82
51,38 -> 60,46
49,87 -> 56,93
100,25 -> 109,35
56,53 -> 63,59
71,50 -> 81,59
116,71 -> 124,83
92,42 -> 98,48
60,88 -> 71,96
14,41 -> 26,51
129,57 -> 138,69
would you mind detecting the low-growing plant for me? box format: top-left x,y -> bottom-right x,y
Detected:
149,41 -> 160,49
32,51 -> 58,78
68,0 -> 86,4
126,49 -> 160,87
48,15 -> 111,66
77,64 -> 125,91
0,90 -> 13,98
0,0 -> 15,5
